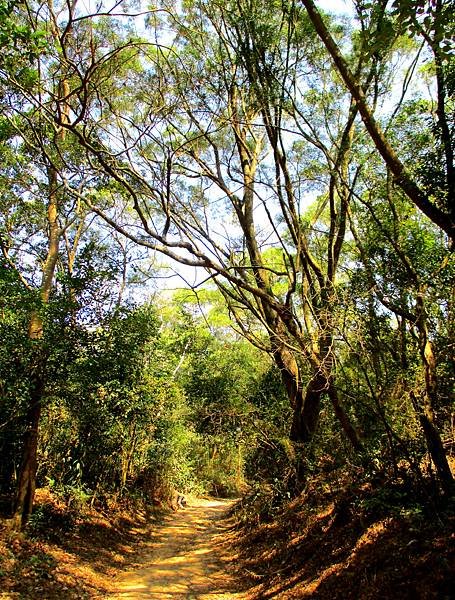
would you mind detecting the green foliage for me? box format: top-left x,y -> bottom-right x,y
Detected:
145,382 -> 200,492
0,262 -> 35,492
0,0 -> 453,528
234,478 -> 294,526
26,502 -> 76,539
0,1 -> 47,73
390,99 -> 453,212
355,482 -> 427,522
21,551 -> 57,577
37,304 -> 166,493
391,0 -> 455,58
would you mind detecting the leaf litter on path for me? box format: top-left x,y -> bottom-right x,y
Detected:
105,498 -> 247,600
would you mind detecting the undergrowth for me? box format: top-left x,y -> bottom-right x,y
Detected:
231,465 -> 454,599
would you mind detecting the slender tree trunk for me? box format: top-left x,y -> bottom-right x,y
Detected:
327,380 -> 363,453
410,389 -> 453,493
12,328 -> 44,529
300,0 -> 454,241
120,420 -> 138,494
288,368 -> 363,454
413,294 -> 453,492
272,331 -> 323,446
12,166 -> 61,528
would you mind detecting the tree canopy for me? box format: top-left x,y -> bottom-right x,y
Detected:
0,0 -> 453,529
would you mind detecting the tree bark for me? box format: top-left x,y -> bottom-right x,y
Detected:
410,390 -> 453,493
300,0 -> 454,242
12,166 -> 61,528
290,371 -> 325,444
288,369 -> 363,454
12,349 -> 44,529
413,294 -> 453,492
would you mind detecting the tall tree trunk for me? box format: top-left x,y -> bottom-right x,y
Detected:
12,312 -> 45,529
273,331 -> 322,446
12,166 -> 61,528
289,371 -> 325,444
411,390 -> 453,494
327,380 -> 363,453
413,293 -> 453,492
301,0 -> 454,242
120,420 -> 138,495
289,368 -> 363,453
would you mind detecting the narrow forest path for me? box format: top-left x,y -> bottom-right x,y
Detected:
105,498 -> 246,600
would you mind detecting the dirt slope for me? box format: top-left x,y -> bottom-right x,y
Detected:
2,483 -> 452,599
105,498 -> 245,600
0,494 -> 247,599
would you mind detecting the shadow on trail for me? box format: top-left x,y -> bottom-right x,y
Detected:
108,498 -> 246,600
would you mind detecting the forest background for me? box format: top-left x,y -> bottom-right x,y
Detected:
0,0 -> 453,550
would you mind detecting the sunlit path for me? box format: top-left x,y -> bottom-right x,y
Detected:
106,498 -> 245,600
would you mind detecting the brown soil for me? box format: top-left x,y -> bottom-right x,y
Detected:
230,476 -> 455,600
105,497 -> 245,599
0,493 -> 247,600
0,481 -> 454,599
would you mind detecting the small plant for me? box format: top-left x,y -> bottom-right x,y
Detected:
356,483 -> 426,521
54,483 -> 92,510
25,551 -> 57,577
26,501 -> 76,538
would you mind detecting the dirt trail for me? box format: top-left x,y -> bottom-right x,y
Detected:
106,498 -> 246,600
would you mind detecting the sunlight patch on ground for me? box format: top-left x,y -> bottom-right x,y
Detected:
107,498 -> 245,600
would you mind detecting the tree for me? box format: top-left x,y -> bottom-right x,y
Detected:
53,1 -> 359,458
300,0 -> 454,242
68,0 -> 421,464
348,163 -> 453,490
3,0 -> 452,507
0,0 -> 152,525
